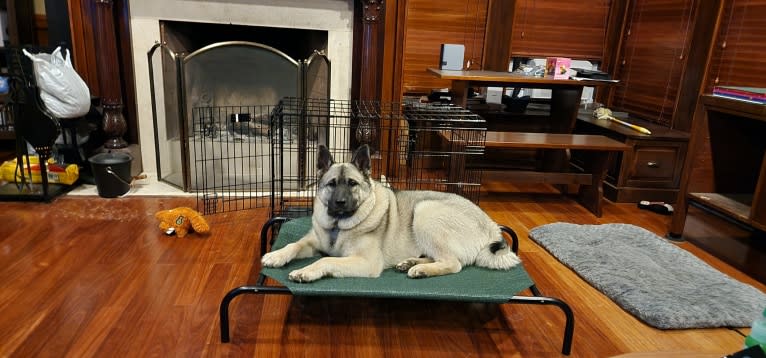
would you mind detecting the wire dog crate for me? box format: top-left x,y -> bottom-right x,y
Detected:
191,98 -> 486,216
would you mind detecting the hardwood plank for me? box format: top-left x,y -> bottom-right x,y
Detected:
0,190 -> 761,357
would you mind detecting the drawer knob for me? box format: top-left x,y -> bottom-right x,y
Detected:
647,161 -> 660,168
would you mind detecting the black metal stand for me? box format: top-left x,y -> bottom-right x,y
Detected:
218,220 -> 576,355
0,46 -> 87,201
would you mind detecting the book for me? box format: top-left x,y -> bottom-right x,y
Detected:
712,92 -> 766,105
571,68 -> 611,80
713,86 -> 766,100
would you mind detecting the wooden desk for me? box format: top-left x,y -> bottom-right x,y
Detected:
427,68 -> 612,133
575,113 -> 689,203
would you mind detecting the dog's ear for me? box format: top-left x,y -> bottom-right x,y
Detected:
317,145 -> 334,173
351,145 -> 371,174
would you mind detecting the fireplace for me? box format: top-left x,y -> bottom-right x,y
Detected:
148,20 -> 331,190
128,0 -> 355,189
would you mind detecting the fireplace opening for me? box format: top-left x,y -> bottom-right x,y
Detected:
160,21 -> 329,64
148,21 -> 330,192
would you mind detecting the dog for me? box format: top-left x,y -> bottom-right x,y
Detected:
261,144 -> 521,282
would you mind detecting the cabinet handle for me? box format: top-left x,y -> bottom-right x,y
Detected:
647,161 -> 660,168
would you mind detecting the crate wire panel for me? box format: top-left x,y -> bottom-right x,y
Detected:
402,102 -> 486,203
191,105 -> 275,214
193,98 -> 485,216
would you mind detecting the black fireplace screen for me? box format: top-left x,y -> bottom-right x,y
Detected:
148,40 -> 330,191
192,98 -> 487,216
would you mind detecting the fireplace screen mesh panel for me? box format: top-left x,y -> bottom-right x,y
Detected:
148,40 -> 325,191
193,98 -> 486,216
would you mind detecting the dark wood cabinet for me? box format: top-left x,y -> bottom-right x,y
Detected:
670,0 -> 766,235
575,113 -> 688,203
671,95 -> 766,234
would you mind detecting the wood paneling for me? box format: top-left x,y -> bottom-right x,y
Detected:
611,0 -> 697,126
706,0 -> 766,90
66,0 -> 138,145
400,0 -> 488,95
510,0 -> 611,61
381,0 -> 404,102
34,14 -> 48,45
482,0 -> 516,71
67,0 -> 100,98
5,0 -> 36,46
353,0 -> 385,101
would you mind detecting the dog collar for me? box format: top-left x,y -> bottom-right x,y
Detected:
329,225 -> 340,247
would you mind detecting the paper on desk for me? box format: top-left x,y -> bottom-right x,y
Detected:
570,76 -> 620,83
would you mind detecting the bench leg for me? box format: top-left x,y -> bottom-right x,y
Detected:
577,151 -> 612,217
541,148 -> 572,194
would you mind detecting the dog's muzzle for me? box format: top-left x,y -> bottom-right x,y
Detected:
327,204 -> 355,218
328,197 -> 356,218
327,182 -> 358,218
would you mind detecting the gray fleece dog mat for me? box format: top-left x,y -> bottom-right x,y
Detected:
528,222 -> 766,329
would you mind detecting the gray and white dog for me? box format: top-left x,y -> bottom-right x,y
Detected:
261,145 -> 521,282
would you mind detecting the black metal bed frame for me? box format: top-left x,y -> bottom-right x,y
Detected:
219,217 -> 576,355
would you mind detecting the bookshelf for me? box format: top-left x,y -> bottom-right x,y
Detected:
671,94 -> 766,235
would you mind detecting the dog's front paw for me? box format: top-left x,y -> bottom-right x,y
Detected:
407,265 -> 431,279
288,268 -> 323,283
261,250 -> 291,268
395,258 -> 419,272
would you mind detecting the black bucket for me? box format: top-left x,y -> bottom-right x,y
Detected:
89,152 -> 133,198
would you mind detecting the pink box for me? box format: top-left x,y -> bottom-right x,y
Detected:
545,57 -> 571,79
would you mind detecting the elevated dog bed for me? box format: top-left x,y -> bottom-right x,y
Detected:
219,216 -> 575,355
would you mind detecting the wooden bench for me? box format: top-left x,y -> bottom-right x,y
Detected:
440,131 -> 630,217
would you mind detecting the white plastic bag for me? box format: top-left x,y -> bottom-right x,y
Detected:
23,46 -> 91,119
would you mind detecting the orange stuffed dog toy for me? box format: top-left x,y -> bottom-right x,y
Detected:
155,207 -> 210,238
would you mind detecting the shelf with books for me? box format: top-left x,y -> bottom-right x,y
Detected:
712,86 -> 766,105
670,94 -> 766,238
701,94 -> 766,120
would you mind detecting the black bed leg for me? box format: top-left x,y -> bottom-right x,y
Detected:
499,225 -> 519,254
553,297 -> 575,356
219,286 -> 259,343
507,295 -> 575,355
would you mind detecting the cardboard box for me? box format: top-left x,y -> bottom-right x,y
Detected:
545,57 -> 571,79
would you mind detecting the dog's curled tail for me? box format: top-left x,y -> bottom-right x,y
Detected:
475,237 -> 521,270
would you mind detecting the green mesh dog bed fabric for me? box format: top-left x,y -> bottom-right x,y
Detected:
260,216 -> 535,303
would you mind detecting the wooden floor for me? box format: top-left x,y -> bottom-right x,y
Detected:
1,179 -> 764,357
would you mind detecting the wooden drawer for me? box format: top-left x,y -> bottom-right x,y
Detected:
623,140 -> 687,188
